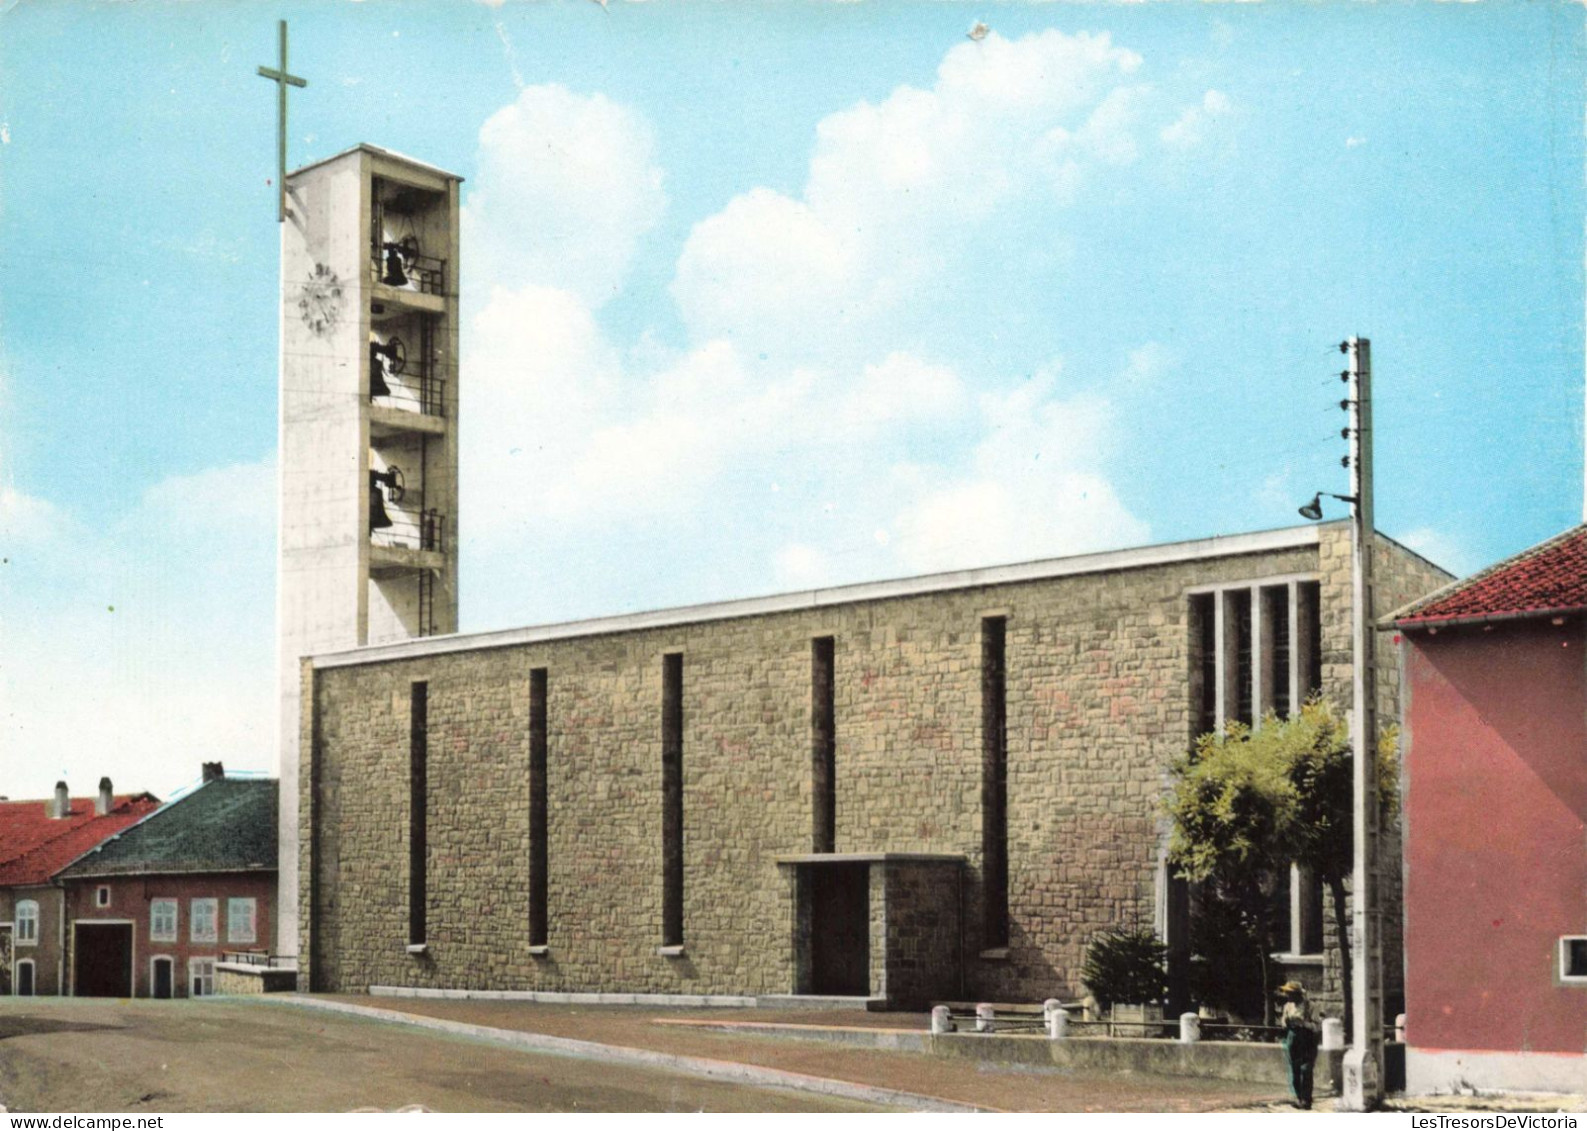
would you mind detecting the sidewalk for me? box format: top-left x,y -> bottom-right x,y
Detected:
277,994 -> 1282,1113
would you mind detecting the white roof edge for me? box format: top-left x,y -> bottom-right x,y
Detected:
312,524 -> 1328,671
289,143 -> 463,183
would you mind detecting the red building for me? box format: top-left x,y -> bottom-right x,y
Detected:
1393,524 -> 1587,1094
57,765 -> 277,999
0,781 -> 159,996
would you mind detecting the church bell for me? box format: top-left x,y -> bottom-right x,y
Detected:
368,466 -> 404,531
382,244 -> 408,288
368,335 -> 404,399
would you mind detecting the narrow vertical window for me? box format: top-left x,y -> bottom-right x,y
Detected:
1224,589 -> 1254,727
1298,581 -> 1323,700
1189,593 -> 1217,738
661,654 -> 684,947
981,616 -> 1009,950
1263,586 -> 1291,719
811,636 -> 836,854
528,667 -> 549,948
409,680 -> 428,948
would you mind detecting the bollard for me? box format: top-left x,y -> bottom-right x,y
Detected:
930,1005 -> 954,1035
1321,1017 -> 1344,1051
1179,1012 -> 1201,1043
1046,1006 -> 1069,1041
975,1003 -> 996,1033
1395,1013 -> 1406,1043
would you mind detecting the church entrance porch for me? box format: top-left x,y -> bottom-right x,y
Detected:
779,853 -> 964,1010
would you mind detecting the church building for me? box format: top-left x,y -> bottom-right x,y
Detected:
277,146 -> 1450,1010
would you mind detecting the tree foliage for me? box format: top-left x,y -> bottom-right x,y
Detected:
1163,698 -> 1399,1026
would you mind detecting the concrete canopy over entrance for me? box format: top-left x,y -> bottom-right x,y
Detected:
778,853 -> 964,1009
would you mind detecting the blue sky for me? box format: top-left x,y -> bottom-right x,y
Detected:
1,0 -> 1582,802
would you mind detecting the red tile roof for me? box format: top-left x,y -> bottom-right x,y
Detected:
1394,524 -> 1587,626
0,793 -> 162,886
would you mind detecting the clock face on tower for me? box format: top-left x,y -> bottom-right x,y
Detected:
298,262 -> 344,337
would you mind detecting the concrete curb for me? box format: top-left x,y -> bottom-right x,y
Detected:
654,1017 -> 930,1052
255,995 -> 990,1113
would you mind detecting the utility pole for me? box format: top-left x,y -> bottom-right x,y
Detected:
1339,336 -> 1383,1110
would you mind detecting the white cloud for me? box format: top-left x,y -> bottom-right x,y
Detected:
462,84 -> 666,305
0,484 -> 58,545
672,30 -> 1158,362
461,31 -> 1181,612
1160,89 -> 1232,149
0,456 -> 277,802
1120,341 -> 1174,387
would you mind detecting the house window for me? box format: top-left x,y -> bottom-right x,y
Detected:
189,958 -> 215,997
191,898 -> 218,943
96,886 -> 111,908
15,959 -> 34,996
150,899 -> 178,942
227,898 -> 257,944
15,900 -> 38,946
1561,937 -> 1587,982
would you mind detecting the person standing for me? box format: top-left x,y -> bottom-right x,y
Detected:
1279,981 -> 1320,1109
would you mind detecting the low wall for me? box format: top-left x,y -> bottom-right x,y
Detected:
928,1032 -> 1345,1092
216,964 -> 298,995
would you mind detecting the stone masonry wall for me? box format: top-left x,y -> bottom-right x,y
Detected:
301,528 -> 1448,1005
879,859 -> 963,1009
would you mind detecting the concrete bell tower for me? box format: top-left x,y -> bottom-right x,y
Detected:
276,145 -> 462,958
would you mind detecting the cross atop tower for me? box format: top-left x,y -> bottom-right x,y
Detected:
257,20 -> 308,223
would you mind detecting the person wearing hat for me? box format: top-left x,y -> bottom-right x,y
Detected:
1278,981 -> 1320,1109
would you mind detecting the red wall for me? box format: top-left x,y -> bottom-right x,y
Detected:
66,873 -> 276,998
1403,619 -> 1586,1053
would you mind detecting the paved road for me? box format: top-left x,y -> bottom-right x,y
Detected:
0,999 -> 883,1113
310,995 -> 1281,1112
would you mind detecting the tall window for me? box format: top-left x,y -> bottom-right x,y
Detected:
811,637 -> 836,854
191,898 -> 218,943
528,667 -> 549,948
981,616 -> 1009,950
15,900 -> 38,946
661,653 -> 684,948
189,958 -> 215,997
409,681 -> 429,947
150,899 -> 178,942
227,898 -> 257,944
1187,579 -> 1322,738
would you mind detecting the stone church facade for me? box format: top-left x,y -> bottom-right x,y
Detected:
295,521 -> 1447,1010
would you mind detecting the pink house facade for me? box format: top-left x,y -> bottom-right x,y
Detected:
1393,524 -> 1587,1094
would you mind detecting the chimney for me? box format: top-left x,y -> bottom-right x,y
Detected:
53,781 -> 70,819
201,762 -> 224,784
96,777 -> 113,816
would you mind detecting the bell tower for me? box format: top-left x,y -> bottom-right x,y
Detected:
277,145 -> 461,958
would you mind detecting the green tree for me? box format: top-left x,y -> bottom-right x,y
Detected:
1163,699 -> 1397,1032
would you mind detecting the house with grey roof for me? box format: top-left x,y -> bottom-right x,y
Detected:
56,764 -> 279,998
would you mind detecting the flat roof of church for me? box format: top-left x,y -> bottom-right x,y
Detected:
288,142 -> 463,182
312,521 -> 1361,669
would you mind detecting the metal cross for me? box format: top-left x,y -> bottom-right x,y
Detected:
257,20 -> 308,223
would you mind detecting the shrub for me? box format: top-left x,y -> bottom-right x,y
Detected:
1080,928 -> 1168,1009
